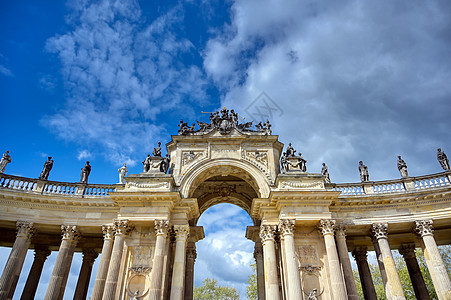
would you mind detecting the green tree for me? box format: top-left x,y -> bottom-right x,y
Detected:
246,263 -> 257,300
193,278 -> 240,300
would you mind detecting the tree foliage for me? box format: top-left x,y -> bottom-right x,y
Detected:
246,262 -> 258,300
193,278 -> 240,300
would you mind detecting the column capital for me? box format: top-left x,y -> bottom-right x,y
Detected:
352,247 -> 368,262
415,219 -> 434,237
155,220 -> 170,237
82,249 -> 99,265
113,219 -> 134,235
16,221 -> 35,239
372,223 -> 388,239
335,224 -> 347,238
186,248 -> 197,261
253,245 -> 263,259
34,247 -> 51,261
102,225 -> 115,239
318,219 -> 336,236
259,225 -> 277,242
278,219 -> 296,236
173,225 -> 190,240
399,244 -> 416,259
61,225 -> 81,241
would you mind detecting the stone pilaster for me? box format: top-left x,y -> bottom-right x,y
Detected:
352,248 -> 377,300
259,225 -> 280,300
415,220 -> 451,300
170,225 -> 190,300
91,225 -> 114,300
149,220 -> 169,300
254,241 -> 265,300
0,222 -> 34,300
335,225 -> 359,300
372,223 -> 405,300
20,247 -> 51,300
102,220 -> 133,300
44,225 -> 81,300
399,244 -> 430,300
184,241 -> 196,300
278,219 -> 302,300
73,249 -> 98,300
318,219 -> 347,300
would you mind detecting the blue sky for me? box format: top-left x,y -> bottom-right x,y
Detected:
1,0 -> 451,299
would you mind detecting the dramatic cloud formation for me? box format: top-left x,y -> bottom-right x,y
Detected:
206,0 -> 451,182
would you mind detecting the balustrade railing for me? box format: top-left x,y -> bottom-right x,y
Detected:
0,173 -> 116,197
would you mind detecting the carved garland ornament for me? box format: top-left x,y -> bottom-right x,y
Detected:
415,219 -> 434,237
280,181 -> 324,189
127,182 -> 169,189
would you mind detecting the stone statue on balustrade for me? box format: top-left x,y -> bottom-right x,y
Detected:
80,161 -> 91,184
280,152 -> 288,173
358,161 -> 369,182
160,154 -> 170,174
39,156 -> 54,180
397,155 -> 409,178
321,162 -> 331,183
437,148 -> 450,171
118,163 -> 128,184
0,150 -> 12,173
286,143 -> 296,157
153,142 -> 162,157
142,154 -> 151,172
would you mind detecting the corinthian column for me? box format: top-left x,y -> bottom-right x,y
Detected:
184,241 -> 196,300
399,244 -> 430,300
254,241 -> 265,300
372,223 -> 405,300
170,225 -> 190,300
335,225 -> 359,300
91,225 -> 115,300
0,222 -> 34,300
352,248 -> 377,300
149,220 -> 169,300
44,225 -> 81,300
73,250 -> 98,300
259,225 -> 280,300
415,220 -> 451,300
20,247 -> 51,300
279,219 -> 302,300
318,219 -> 347,300
102,220 -> 133,300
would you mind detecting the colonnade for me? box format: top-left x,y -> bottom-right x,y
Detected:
0,218 -> 450,299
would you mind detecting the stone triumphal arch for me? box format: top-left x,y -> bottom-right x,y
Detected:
0,108 -> 450,299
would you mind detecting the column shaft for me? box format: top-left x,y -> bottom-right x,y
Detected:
372,236 -> 390,298
91,225 -> 114,300
260,225 -> 280,300
0,222 -> 34,300
73,250 -> 98,300
20,247 -> 50,300
416,220 -> 451,300
44,225 -> 80,300
279,219 -> 302,300
335,227 -> 359,300
149,220 -> 169,300
352,248 -> 377,300
254,241 -> 265,300
399,244 -> 430,300
170,225 -> 189,300
184,242 -> 196,300
372,223 -> 405,300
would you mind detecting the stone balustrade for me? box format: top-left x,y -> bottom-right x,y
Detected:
0,173 -> 117,197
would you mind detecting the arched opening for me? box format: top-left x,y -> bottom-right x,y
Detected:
193,203 -> 255,298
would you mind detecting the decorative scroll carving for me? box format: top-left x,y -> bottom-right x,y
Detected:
127,182 -> 169,189
114,219 -> 133,236
245,151 -> 268,168
154,220 -> 169,237
279,219 -> 296,236
372,223 -> 388,239
259,225 -> 277,242
61,225 -> 81,241
296,245 -> 319,266
173,225 -> 190,240
318,219 -> 335,236
102,225 -> 115,240
415,219 -> 434,237
16,221 -> 35,239
182,151 -> 204,166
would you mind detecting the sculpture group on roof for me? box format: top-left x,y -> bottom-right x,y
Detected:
280,143 -> 307,173
142,142 -> 170,174
178,107 -> 272,135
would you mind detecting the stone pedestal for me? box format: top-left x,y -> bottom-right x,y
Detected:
149,220 -> 169,300
318,220 -> 347,300
415,220 -> 451,300
372,223 -> 405,300
0,222 -> 34,300
44,225 -> 80,300
20,247 -> 51,300
279,219 -> 302,300
91,225 -> 115,300
335,225 -> 359,300
170,225 -> 190,300
352,248 -> 377,300
259,225 -> 280,300
399,244 -> 430,300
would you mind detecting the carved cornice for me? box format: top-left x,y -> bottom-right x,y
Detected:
173,225 -> 190,240
155,220 -> 170,237
102,225 -> 115,240
61,225 -> 81,241
279,219 -> 295,236
259,225 -> 277,242
114,219 -> 134,236
16,221 -> 35,239
415,219 -> 434,237
372,223 -> 388,239
318,219 -> 335,236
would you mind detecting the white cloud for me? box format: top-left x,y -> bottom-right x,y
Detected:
77,149 -> 91,160
0,65 -> 13,77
